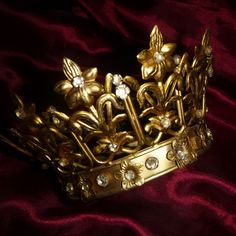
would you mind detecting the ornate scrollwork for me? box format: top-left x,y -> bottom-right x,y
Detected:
0,26 -> 213,201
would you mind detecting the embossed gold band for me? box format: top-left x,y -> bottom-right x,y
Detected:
63,123 -> 212,201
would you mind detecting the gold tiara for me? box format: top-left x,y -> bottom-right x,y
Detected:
0,26 -> 213,201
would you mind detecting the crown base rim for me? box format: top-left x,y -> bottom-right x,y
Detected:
60,123 -> 212,201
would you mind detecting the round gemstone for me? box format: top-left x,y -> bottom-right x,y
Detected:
176,149 -> 186,160
124,169 -> 136,181
115,84 -> 130,100
112,74 -> 122,86
154,52 -> 164,63
145,157 -> 159,170
52,116 -> 60,125
72,76 -> 84,88
58,158 -> 70,167
174,67 -> 179,73
205,46 -> 212,56
160,117 -> 171,129
52,116 -> 65,128
108,142 -> 118,152
81,183 -> 89,192
173,55 -> 181,65
196,109 -> 203,118
96,174 -> 109,187
41,163 -> 49,170
66,183 -> 74,194
47,106 -> 56,113
15,108 -> 26,119
206,128 -> 213,139
208,65 -> 213,77
180,136 -> 188,146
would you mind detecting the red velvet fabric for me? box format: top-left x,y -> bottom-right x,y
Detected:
0,0 -> 236,235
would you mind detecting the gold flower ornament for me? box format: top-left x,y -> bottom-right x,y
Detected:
55,57 -> 104,109
137,26 -> 176,80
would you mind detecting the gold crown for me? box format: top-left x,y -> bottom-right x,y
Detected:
0,26 -> 213,201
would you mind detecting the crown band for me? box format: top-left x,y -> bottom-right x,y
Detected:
63,123 -> 212,201
0,25 -> 213,201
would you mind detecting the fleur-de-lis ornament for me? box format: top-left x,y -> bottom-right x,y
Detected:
137,26 -> 176,80
54,57 -> 104,109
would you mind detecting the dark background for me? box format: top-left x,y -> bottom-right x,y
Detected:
0,0 -> 236,235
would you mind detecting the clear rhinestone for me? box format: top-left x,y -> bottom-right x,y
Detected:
180,136 -> 188,146
96,174 -> 109,187
124,169 -> 136,181
41,163 -> 49,170
208,65 -> 213,77
205,46 -> 212,56
115,84 -> 130,100
112,74 -> 122,86
206,128 -> 213,139
52,116 -> 64,128
174,67 -> 179,73
176,149 -> 186,160
66,183 -> 74,194
15,108 -> 26,119
47,106 -> 56,113
196,109 -> 203,118
145,157 -> 159,170
81,183 -> 89,192
58,158 -> 70,167
160,117 -> 171,129
173,55 -> 181,65
154,52 -> 164,63
52,116 -> 60,125
108,142 -> 118,152
72,76 -> 84,88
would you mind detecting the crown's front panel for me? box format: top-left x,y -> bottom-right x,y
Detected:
62,124 -> 212,201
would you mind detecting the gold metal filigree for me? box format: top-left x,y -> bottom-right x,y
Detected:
137,78 -> 183,143
167,132 -> 197,168
137,25 -> 176,80
55,57 -> 104,109
0,25 -> 213,201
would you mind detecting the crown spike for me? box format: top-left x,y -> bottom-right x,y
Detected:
201,29 -> 210,47
150,25 -> 163,51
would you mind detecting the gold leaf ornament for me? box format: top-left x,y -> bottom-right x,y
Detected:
137,26 -> 176,80
0,25 -> 213,201
54,57 -> 104,109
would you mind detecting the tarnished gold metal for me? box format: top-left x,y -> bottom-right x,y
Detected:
0,26 -> 213,201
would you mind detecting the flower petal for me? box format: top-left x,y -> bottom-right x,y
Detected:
65,88 -> 81,109
135,177 -> 144,186
122,180 -> 131,190
93,143 -> 107,155
85,82 -> 104,96
123,76 -> 140,91
54,80 -> 72,95
161,43 -> 176,56
141,64 -> 157,80
201,29 -> 210,47
137,49 -> 152,64
80,87 -> 94,105
150,25 -> 163,51
63,57 -> 82,81
98,138 -> 110,144
82,67 -> 98,82
165,56 -> 175,72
